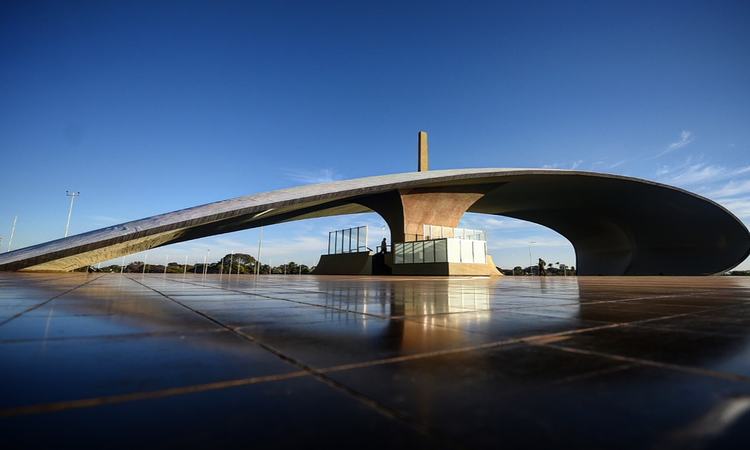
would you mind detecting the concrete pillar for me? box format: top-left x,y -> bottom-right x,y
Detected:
357,188 -> 487,243
418,131 -> 429,172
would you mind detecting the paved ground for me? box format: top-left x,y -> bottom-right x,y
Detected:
1,273 -> 749,449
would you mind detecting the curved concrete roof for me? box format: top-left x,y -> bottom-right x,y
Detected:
1,168 -> 748,274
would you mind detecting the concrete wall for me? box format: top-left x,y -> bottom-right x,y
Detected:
312,252 -> 372,275
391,255 -> 501,276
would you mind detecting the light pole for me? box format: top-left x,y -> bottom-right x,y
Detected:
64,191 -> 80,237
203,249 -> 210,276
255,227 -> 263,276
7,215 -> 17,252
142,251 -> 148,275
8,216 -> 18,251
528,241 -> 535,275
164,254 -> 169,275
183,255 -> 188,275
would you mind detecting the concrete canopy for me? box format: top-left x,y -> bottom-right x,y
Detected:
0,168 -> 748,275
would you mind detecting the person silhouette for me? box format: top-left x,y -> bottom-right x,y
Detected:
380,238 -> 388,254
538,258 -> 547,276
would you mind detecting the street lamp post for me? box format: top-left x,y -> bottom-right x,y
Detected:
255,227 -> 263,276
7,215 -> 17,252
64,191 -> 80,238
528,241 -> 535,275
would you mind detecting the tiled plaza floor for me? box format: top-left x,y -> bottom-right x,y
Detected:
1,273 -> 750,449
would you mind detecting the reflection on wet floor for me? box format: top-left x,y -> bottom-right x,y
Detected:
1,273 -> 750,449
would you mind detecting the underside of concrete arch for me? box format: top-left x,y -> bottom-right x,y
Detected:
0,168 -> 747,275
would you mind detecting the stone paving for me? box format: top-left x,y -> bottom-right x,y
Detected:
1,273 -> 750,449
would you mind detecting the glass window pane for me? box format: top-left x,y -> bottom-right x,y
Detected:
358,226 -> 366,251
395,243 -> 404,264
435,239 -> 448,263
414,242 -> 424,264
424,240 -> 435,263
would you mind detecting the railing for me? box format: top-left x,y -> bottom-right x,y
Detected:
394,238 -> 487,265
328,226 -> 369,254
395,239 -> 448,264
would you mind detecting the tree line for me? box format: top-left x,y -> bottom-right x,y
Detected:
88,253 -> 314,274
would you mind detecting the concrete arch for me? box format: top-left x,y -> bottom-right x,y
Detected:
0,169 -> 747,274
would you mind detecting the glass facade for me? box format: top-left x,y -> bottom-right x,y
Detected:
394,238 -> 487,265
327,226 -> 369,254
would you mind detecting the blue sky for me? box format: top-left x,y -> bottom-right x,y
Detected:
1,0 -> 749,270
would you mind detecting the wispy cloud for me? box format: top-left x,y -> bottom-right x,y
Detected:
542,160 -> 585,170
650,130 -> 694,159
657,159 -> 750,186
283,168 -> 342,184
668,130 -> 694,152
704,179 -> 750,199
590,160 -> 628,172
658,163 -> 726,185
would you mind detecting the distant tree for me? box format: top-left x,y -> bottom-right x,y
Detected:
513,266 -> 524,276
217,253 -> 257,274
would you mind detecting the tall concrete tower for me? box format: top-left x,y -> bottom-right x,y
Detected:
418,131 -> 429,172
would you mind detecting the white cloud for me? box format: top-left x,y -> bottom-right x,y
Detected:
704,179 -> 750,199
652,130 -> 694,159
542,160 -> 585,170
661,163 -> 726,185
668,130 -> 694,152
591,160 -> 628,172
283,168 -> 342,184
656,157 -> 750,187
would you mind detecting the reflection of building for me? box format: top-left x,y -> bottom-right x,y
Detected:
1,132 -> 748,275
318,278 -> 492,316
